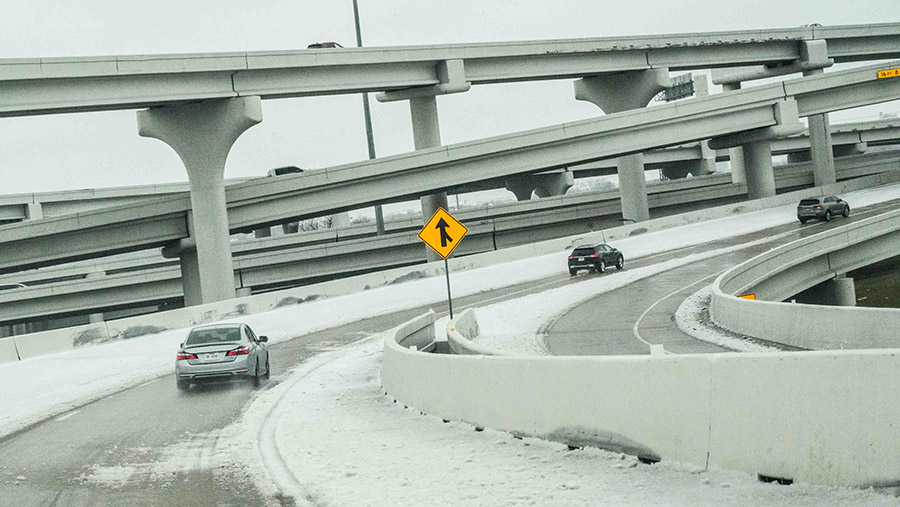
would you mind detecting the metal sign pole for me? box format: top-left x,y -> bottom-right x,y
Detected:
444,258 -> 453,319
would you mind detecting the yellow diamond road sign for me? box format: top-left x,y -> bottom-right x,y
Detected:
418,207 -> 468,259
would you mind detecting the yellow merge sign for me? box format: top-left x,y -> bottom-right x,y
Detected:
877,68 -> 900,79
418,207 -> 468,259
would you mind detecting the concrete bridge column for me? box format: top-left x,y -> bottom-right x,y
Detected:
409,95 -> 450,261
85,271 -> 105,323
504,171 -> 574,201
376,60 -> 471,261
827,275 -> 857,307
138,97 -> 262,305
721,82 -> 746,184
574,69 -> 670,222
253,227 -> 272,239
742,140 -> 776,200
25,203 -> 43,220
803,69 -> 836,186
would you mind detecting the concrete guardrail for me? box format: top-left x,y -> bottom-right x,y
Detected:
710,208 -> 900,349
382,311 -> 900,488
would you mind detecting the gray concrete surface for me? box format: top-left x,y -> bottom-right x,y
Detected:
544,198 -> 900,356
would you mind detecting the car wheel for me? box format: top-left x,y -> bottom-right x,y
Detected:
616,256 -> 624,270
264,357 -> 271,380
598,260 -> 607,273
799,218 -> 807,224
252,360 -> 262,387
569,269 -> 577,276
843,206 -> 850,218
824,209 -> 832,222
176,378 -> 190,391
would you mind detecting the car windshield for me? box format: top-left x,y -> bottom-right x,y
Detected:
572,248 -> 594,256
185,326 -> 242,346
799,199 -> 820,206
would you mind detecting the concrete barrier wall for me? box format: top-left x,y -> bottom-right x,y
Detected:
382,312 -> 900,487
446,309 -> 510,356
0,337 -> 19,363
10,171 -> 900,363
710,208 -> 900,349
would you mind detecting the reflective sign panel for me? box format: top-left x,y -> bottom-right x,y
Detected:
417,208 -> 469,259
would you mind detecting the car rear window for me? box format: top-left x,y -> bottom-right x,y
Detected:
572,248 -> 595,256
799,199 -> 820,205
185,327 -> 242,346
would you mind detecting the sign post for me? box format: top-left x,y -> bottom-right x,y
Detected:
417,207 -> 469,318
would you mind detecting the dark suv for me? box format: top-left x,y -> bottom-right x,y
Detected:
797,196 -> 849,224
568,243 -> 624,275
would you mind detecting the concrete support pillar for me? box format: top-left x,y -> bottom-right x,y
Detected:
618,154 -> 650,222
574,69 -> 669,223
85,271 -> 105,323
332,212 -> 351,228
533,170 -> 575,198
787,151 -> 811,164
504,179 -> 534,201
827,275 -> 857,307
692,75 -> 717,177
722,82 -> 746,184
138,97 -> 262,305
505,171 -> 574,200
179,245 -> 203,307
410,95 -> 447,261
742,140 -> 776,200
236,287 -> 252,297
253,227 -> 272,239
25,203 -> 43,220
803,68 -> 836,187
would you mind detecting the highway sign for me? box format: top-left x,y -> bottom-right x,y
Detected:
877,68 -> 900,79
418,208 -> 469,259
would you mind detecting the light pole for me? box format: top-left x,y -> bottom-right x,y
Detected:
352,0 -> 386,235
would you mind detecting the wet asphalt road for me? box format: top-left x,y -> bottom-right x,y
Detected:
1,198 -> 897,506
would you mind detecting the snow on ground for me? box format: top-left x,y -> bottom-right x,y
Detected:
190,336 -> 895,506
674,286 -> 779,353
6,183 -> 900,503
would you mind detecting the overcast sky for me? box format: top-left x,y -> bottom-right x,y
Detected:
0,1 -> 898,196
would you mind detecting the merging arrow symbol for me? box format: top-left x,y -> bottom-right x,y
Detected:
435,218 -> 453,247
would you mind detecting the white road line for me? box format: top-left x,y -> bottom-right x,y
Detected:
632,270 -> 727,353
138,378 -> 161,388
54,410 -> 80,422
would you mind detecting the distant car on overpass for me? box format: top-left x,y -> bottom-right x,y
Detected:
267,166 -> 304,177
567,243 -> 624,275
797,195 -> 850,224
307,42 -> 343,49
0,282 -> 27,291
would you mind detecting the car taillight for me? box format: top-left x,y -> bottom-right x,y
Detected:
177,351 -> 197,361
814,205 -> 822,209
588,253 -> 599,258
568,255 -> 574,259
226,346 -> 250,356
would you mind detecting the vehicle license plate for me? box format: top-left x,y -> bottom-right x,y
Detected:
578,257 -> 584,261
205,353 -> 220,360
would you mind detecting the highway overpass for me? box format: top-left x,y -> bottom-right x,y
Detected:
2,24 -> 899,306
2,148 -> 897,333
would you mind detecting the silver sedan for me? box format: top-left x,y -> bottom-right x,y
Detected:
175,323 -> 270,390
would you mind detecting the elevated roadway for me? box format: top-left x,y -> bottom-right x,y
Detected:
2,149 -> 897,329
1,60 -> 899,281
2,24 -> 898,117
543,198 -> 900,355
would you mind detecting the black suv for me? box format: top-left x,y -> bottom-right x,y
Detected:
568,243 -> 624,275
797,195 -> 849,224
